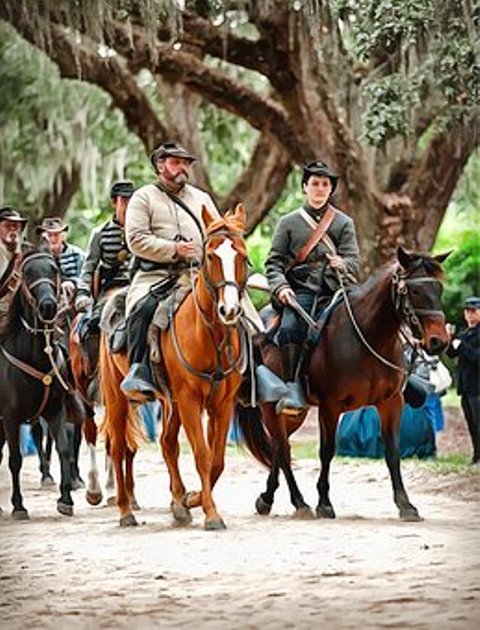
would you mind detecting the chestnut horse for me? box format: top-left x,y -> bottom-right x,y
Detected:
99,205 -> 248,528
237,248 -> 450,521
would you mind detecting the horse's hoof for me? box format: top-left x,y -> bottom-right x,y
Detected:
106,495 -> 117,507
182,491 -> 200,509
255,495 -> 272,516
41,474 -> 56,488
86,490 -> 103,506
170,501 -> 192,525
71,477 -> 86,491
57,501 -> 74,517
316,504 -> 336,519
400,509 -> 423,522
12,508 -> 29,520
294,506 -> 315,520
204,518 -> 226,531
120,513 -> 138,527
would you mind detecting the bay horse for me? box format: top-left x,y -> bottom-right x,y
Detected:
99,204 -> 248,528
69,309 -> 116,507
237,247 -> 450,521
0,249 -> 83,518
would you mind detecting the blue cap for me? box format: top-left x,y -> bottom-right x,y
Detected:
464,296 -> 480,309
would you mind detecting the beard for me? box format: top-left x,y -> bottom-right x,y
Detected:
159,165 -> 189,190
4,232 -> 20,253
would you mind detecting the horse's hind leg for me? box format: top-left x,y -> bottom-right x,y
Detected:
256,458 -> 279,515
83,412 -> 103,506
47,413 -> 74,516
31,421 -> 55,487
316,407 -> 339,519
160,406 -> 192,524
4,420 -> 28,519
378,397 -> 422,521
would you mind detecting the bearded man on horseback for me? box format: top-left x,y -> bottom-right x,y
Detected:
0,207 -> 28,337
265,161 -> 360,415
120,141 -> 220,402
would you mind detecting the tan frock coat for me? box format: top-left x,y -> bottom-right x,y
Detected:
125,182 -> 219,317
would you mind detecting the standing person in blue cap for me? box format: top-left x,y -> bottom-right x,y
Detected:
265,161 -> 360,415
447,296 -> 480,464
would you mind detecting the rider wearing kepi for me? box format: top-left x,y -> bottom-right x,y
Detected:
75,181 -> 134,332
121,141 -> 219,402
265,160 -> 360,414
0,207 -> 28,336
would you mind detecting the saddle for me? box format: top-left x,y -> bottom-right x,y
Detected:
99,287 -> 129,354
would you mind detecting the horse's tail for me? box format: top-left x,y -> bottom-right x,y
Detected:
233,404 -> 272,468
98,334 -> 145,453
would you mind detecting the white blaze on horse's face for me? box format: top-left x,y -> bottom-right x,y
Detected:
213,238 -> 242,325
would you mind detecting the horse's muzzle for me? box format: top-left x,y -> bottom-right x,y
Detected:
218,302 -> 242,326
424,335 -> 448,356
38,297 -> 58,324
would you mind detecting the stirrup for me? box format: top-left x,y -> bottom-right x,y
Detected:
275,381 -> 306,415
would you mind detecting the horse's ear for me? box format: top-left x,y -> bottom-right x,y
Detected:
397,246 -> 414,269
433,250 -> 453,264
202,205 -> 215,229
233,203 -> 246,230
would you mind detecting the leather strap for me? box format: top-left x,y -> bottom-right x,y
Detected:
0,252 -> 22,298
289,205 -> 337,270
155,182 -> 205,241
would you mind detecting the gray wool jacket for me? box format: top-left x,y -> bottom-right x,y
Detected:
265,205 -> 360,296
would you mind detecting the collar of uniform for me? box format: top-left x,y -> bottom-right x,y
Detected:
303,202 -> 329,223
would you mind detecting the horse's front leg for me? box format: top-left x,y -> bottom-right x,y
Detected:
316,406 -> 339,519
161,405 -> 192,524
4,419 -> 28,519
179,398 -> 225,530
31,420 -> 55,487
46,412 -> 74,516
377,395 -> 422,521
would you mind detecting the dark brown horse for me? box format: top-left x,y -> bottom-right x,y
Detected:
99,205 -> 248,528
237,247 -> 450,521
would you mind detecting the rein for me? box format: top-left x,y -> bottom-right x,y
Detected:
337,264 -> 443,375
168,229 -> 247,400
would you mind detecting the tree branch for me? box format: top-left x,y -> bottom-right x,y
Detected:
219,133 -> 292,234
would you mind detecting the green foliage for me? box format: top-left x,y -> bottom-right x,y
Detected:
333,0 -> 478,147
434,152 -> 479,327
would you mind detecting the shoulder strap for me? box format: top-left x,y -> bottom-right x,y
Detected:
290,205 -> 337,269
0,252 -> 22,298
155,182 -> 205,241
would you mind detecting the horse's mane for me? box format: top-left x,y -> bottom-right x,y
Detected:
351,251 -> 444,299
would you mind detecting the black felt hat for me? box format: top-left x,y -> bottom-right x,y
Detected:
0,206 -> 28,227
302,160 -> 339,192
149,141 -> 197,169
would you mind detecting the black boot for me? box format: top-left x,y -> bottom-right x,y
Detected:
276,344 -> 306,415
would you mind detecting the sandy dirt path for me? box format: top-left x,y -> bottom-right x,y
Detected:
1,434 -> 479,630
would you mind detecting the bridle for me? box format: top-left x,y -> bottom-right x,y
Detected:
337,261 -> 444,375
200,228 -> 248,299
169,227 -> 248,396
391,263 -> 444,339
20,252 -> 62,330
0,252 -> 70,419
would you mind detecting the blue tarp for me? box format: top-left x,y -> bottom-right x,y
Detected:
336,393 -> 444,459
